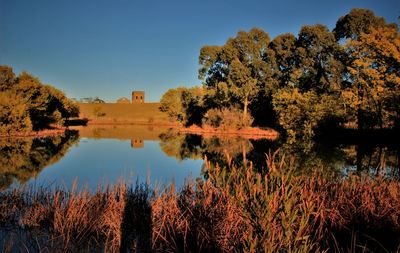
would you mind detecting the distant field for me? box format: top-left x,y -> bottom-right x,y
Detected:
78,103 -> 173,125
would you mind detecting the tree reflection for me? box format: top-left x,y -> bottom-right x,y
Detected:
158,131 -> 400,178
0,130 -> 79,190
273,140 -> 400,178
349,145 -> 400,177
202,136 -> 254,168
159,131 -> 203,160
159,131 -> 270,169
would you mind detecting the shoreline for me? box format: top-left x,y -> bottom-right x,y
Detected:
84,120 -> 179,127
1,121 -> 280,140
84,121 -> 280,140
176,125 -> 280,140
0,128 -> 67,138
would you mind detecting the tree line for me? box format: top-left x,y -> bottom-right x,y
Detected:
160,9 -> 400,140
0,66 -> 79,134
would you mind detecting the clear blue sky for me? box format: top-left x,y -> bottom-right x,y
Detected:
1,0 -> 399,102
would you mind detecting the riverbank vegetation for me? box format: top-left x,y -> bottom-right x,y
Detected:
176,125 -> 279,140
0,153 -> 399,252
0,66 -> 79,136
160,9 -> 400,141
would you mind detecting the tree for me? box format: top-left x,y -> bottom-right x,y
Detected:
269,33 -> 297,88
334,9 -> 399,129
159,86 -> 206,126
228,59 -> 258,119
0,66 -> 79,133
159,87 -> 187,123
80,97 -> 105,103
199,28 -> 276,123
93,97 -> 105,103
333,8 -> 388,41
273,88 -> 344,141
295,24 -> 343,93
0,91 -> 32,134
181,86 -> 206,126
342,26 -> 400,129
0,66 -> 16,91
117,97 -> 130,103
271,25 -> 346,140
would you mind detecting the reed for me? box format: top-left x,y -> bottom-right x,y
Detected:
0,153 -> 399,252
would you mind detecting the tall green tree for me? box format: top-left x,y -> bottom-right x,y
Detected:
160,87 -> 188,123
181,86 -> 206,126
342,26 -> 400,129
0,66 -> 16,91
269,33 -> 297,88
333,8 -> 388,41
159,86 -> 205,125
199,28 -> 276,122
228,59 -> 258,119
0,66 -> 79,133
335,9 -> 399,129
0,91 -> 32,134
272,25 -> 346,140
295,24 -> 343,93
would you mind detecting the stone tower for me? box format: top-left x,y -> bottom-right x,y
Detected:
132,91 -> 145,103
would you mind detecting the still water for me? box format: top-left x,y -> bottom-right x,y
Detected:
1,125 -> 399,191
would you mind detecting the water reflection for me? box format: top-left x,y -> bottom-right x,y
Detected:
279,141 -> 400,177
0,131 -> 79,190
74,125 -> 165,140
159,131 -> 400,178
0,126 -> 398,192
159,131 -> 203,161
131,139 -> 144,148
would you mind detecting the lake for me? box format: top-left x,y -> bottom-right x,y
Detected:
1,125 -> 399,192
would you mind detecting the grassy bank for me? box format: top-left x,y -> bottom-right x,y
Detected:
177,125 -> 280,140
1,154 -> 399,252
78,103 -> 172,125
0,126 -> 66,138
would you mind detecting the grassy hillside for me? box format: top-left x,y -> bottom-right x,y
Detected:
78,103 -> 172,125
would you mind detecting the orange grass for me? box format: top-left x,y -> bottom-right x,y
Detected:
176,125 -> 280,140
0,154 -> 399,252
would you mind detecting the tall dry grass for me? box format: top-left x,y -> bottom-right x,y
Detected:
151,179 -> 245,252
0,153 -> 399,252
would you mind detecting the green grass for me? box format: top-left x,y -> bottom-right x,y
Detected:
78,103 -> 172,124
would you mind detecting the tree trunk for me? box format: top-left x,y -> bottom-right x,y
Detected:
357,107 -> 363,131
243,96 -> 248,122
378,103 -> 383,129
397,148 -> 400,177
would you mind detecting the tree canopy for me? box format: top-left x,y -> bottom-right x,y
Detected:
159,86 -> 205,126
0,66 -> 79,134
161,8 -> 399,140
